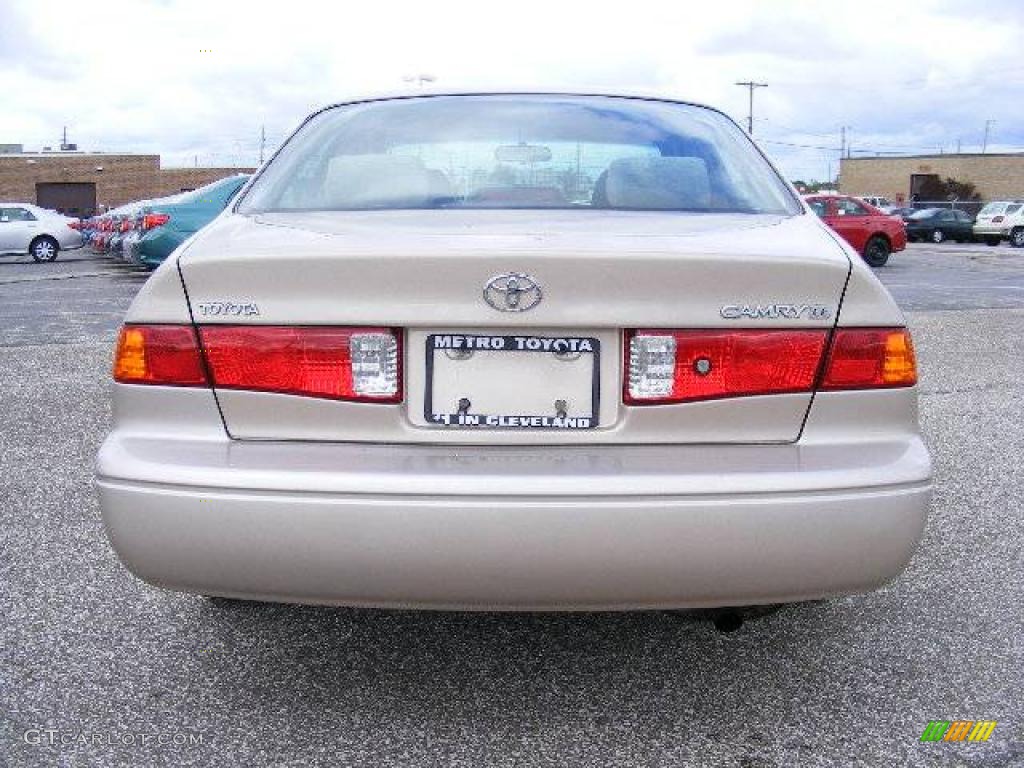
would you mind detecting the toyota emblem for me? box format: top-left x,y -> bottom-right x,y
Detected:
483,272 -> 543,312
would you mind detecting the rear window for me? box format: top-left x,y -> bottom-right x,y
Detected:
979,203 -> 1007,215
909,208 -> 941,220
238,95 -> 800,215
806,199 -> 828,217
176,176 -> 247,207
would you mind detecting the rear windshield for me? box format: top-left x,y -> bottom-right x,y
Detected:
175,176 -> 247,206
979,203 -> 1007,215
238,95 -> 800,215
909,208 -> 942,220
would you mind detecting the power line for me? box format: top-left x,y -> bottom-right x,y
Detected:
760,139 -> 840,151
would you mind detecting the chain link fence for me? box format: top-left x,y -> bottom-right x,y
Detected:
906,199 -> 987,216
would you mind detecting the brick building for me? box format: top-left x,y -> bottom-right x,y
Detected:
0,150 -> 254,216
839,153 -> 1024,204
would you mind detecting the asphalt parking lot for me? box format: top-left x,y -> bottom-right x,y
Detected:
1,243 -> 1022,767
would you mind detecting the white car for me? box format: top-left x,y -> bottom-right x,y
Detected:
973,200 -> 1024,247
96,93 -> 931,619
858,195 -> 895,213
0,203 -> 84,261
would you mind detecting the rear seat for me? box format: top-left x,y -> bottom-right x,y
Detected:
595,156 -> 711,209
323,154 -> 435,208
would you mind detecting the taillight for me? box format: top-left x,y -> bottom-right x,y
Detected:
113,325 -> 207,386
624,327 -> 918,404
624,330 -> 829,404
820,328 -> 917,389
143,213 -> 170,230
199,326 -> 402,402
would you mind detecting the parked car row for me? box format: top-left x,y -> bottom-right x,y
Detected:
807,194 -> 1024,262
893,201 -> 1024,247
80,174 -> 250,269
0,203 -> 84,261
861,196 -> 1024,247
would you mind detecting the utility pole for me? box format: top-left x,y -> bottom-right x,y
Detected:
259,125 -> 266,164
982,120 -> 996,153
735,81 -> 768,134
839,126 -> 851,159
956,138 -> 962,153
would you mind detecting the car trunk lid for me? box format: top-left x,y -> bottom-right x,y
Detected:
178,210 -> 850,444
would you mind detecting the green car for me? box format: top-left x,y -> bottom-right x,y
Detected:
135,174 -> 249,268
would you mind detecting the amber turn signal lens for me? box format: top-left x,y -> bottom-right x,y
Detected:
113,325 -> 208,386
821,328 -> 917,390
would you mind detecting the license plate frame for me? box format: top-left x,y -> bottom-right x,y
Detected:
424,333 -> 601,430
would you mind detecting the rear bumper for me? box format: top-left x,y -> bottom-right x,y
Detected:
137,228 -> 185,266
973,225 -> 1007,237
96,430 -> 932,610
56,232 -> 84,250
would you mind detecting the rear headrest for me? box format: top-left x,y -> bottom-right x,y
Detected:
324,154 -> 431,208
604,157 -> 710,210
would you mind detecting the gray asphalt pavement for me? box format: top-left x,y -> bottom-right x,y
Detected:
1,244 -> 1022,767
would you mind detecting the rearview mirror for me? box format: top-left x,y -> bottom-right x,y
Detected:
495,143 -> 552,164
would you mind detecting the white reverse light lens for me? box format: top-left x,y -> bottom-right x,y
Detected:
349,332 -> 399,397
629,334 -> 676,400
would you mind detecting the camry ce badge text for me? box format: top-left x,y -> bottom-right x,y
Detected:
720,303 -> 832,320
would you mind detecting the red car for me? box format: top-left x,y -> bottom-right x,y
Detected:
805,195 -> 906,267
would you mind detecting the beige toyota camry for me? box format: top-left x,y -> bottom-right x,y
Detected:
95,92 -> 931,614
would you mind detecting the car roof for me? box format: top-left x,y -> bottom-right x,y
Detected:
0,202 -> 58,214
308,89 -> 732,125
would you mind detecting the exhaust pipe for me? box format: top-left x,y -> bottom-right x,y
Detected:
711,609 -> 744,633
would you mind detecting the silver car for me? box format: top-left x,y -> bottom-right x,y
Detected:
0,203 -> 83,261
96,93 -> 931,612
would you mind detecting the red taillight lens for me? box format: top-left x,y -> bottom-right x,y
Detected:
143,213 -> 170,230
624,330 -> 829,404
199,326 -> 402,402
113,325 -> 207,386
820,328 -> 917,389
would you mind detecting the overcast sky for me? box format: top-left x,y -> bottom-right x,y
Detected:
2,0 -> 1022,181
